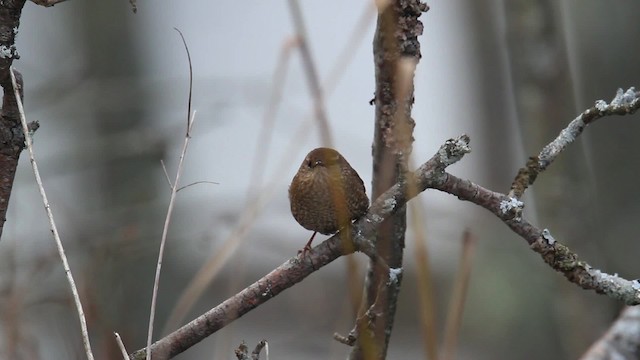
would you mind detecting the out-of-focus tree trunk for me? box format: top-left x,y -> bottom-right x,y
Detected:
75,1 -> 165,356
0,0 -> 28,240
503,1 -> 604,355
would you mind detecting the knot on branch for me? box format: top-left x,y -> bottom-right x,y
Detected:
0,44 -> 19,60
589,87 -> 640,123
509,156 -> 540,198
437,134 -> 470,168
499,197 -> 524,221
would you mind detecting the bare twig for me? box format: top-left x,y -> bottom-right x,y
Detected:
146,111 -> 196,359
173,28 -> 193,132
114,332 -> 131,360
160,160 -> 173,188
10,67 -> 95,360
146,30 -> 196,360
176,180 -> 218,192
510,87 -> 640,198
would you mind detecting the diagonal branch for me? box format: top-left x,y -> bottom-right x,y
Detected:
10,67 -> 95,359
130,87 -> 640,359
510,87 -> 640,198
433,171 -> 640,305
129,135 -> 471,360
579,306 -> 640,360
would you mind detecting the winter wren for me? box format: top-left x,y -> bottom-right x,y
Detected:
289,147 -> 369,252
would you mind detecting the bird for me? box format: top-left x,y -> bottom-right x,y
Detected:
289,147 -> 369,254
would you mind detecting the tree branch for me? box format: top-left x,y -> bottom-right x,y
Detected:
579,306 -> 640,360
510,87 -> 640,198
433,88 -> 640,305
0,0 -> 28,240
129,135 -> 470,360
130,85 -> 640,358
352,0 -> 428,358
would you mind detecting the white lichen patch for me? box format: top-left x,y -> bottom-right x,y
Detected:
595,100 -> 608,111
389,267 -> 403,283
0,45 -> 14,59
499,197 -> 523,214
370,214 -> 384,223
382,198 -> 396,212
541,228 -> 556,245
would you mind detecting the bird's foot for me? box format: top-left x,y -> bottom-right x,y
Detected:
297,244 -> 313,256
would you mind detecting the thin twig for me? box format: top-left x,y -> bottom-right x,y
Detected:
176,180 -> 219,192
146,112 -> 196,359
146,30 -> 196,360
163,160 -> 218,192
9,67 -> 95,360
173,28 -> 193,133
114,332 -> 131,360
510,87 -> 640,198
160,160 -> 173,188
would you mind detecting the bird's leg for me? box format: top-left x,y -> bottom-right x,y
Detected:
298,231 -> 318,255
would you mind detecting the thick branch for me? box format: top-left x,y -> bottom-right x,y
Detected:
0,0 -> 28,240
354,0 -> 428,358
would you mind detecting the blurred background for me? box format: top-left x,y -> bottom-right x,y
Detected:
1,0 -> 640,359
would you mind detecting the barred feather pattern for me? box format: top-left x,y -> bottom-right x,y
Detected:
289,148 -> 369,235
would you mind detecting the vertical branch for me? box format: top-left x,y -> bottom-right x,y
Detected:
0,0 -> 27,240
351,1 -> 428,359
10,67 -> 95,360
146,30 -> 195,359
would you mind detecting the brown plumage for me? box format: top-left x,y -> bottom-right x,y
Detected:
289,147 -> 369,252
